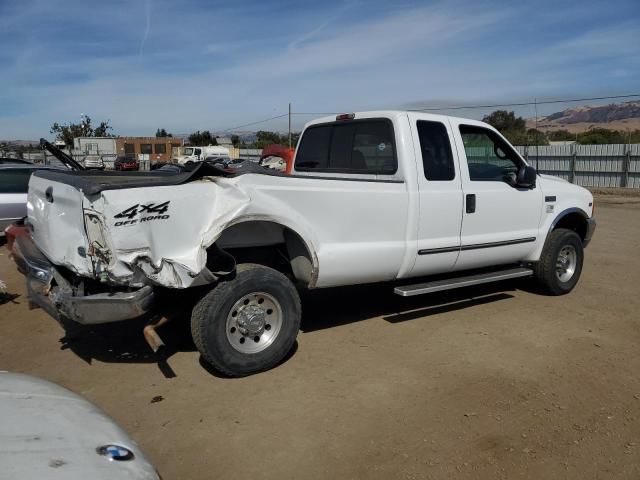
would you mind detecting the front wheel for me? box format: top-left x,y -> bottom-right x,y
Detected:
533,228 -> 584,295
191,264 -> 301,377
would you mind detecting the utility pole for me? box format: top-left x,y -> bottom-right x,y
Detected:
534,98 -> 539,170
288,103 -> 292,149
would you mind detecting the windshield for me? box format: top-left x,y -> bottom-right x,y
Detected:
183,147 -> 194,156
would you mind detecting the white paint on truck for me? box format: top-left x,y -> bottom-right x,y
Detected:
27,111 -> 594,291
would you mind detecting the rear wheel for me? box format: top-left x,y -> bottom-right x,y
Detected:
534,228 -> 584,295
191,264 -> 301,377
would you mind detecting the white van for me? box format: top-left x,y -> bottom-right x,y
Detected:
174,145 -> 230,165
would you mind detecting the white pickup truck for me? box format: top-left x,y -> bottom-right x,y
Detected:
13,111 -> 595,376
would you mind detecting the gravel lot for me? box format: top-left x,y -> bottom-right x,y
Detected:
1,202 -> 639,479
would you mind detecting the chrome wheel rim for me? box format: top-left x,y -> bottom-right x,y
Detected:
226,292 -> 283,354
556,245 -> 577,282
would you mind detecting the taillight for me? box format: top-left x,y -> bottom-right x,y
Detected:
336,113 -> 355,121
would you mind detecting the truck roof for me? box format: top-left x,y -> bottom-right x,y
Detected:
304,110 -> 489,129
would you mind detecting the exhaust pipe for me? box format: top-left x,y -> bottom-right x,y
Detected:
143,316 -> 170,352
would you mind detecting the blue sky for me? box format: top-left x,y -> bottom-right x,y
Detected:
1,0 -> 639,138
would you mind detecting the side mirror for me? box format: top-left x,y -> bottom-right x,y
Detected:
517,165 -> 537,189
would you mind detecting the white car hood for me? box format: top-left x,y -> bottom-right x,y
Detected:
0,372 -> 158,480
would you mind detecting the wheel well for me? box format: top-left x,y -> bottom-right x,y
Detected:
211,221 -> 316,287
553,212 -> 588,241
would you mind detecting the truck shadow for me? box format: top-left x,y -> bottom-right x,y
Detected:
300,280 -> 521,332
59,279 -> 524,377
59,313 -> 196,378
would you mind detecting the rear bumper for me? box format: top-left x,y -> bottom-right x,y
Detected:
13,235 -> 155,325
583,218 -> 596,248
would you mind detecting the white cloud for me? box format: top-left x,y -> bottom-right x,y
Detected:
235,3 -> 510,77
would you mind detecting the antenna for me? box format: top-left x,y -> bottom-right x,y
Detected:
288,103 -> 292,149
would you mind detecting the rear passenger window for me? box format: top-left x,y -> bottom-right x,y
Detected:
295,119 -> 397,174
295,125 -> 331,170
416,121 -> 455,181
0,169 -> 32,193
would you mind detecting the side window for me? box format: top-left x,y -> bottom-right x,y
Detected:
352,121 -> 396,173
0,169 -> 32,194
295,120 -> 396,174
417,121 -> 455,181
194,148 -> 202,156
459,125 -> 521,181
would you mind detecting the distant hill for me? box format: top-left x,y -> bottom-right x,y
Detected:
527,101 -> 640,133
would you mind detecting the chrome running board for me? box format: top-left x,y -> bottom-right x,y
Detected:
394,267 -> 533,297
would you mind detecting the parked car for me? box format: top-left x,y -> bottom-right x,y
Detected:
204,156 -> 233,165
114,156 -> 139,171
154,162 -> 184,173
259,144 -> 295,173
12,111 -> 595,377
83,154 -> 105,170
0,140 -> 82,237
203,156 -> 247,171
0,164 -> 64,236
114,157 -> 139,170
0,371 -> 159,479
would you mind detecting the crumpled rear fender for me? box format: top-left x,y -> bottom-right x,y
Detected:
85,177 -> 319,289
84,179 -> 249,288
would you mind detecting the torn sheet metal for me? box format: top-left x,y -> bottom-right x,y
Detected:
89,179 -> 251,288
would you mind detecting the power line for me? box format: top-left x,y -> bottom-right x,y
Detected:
221,93 -> 640,132
223,113 -> 289,132
291,112 -> 340,116
408,94 -> 640,112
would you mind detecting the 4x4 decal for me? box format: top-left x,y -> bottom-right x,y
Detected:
114,201 -> 170,226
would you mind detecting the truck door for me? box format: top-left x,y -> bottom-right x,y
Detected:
449,120 -> 542,271
406,113 -> 463,277
194,148 -> 202,161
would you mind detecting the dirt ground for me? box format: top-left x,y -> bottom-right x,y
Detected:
1,203 -> 639,479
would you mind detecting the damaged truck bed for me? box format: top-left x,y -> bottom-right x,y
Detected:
26,162 -> 301,290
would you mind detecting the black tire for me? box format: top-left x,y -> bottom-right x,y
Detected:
534,228 -> 584,295
191,264 -> 301,377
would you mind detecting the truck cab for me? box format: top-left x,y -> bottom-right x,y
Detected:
289,111 -> 594,286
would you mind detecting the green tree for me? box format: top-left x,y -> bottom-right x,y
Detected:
50,115 -> 113,149
188,130 -> 217,146
482,110 -> 526,132
231,134 -> 241,147
547,129 -> 576,142
254,130 -> 283,148
525,128 -> 549,146
249,130 -> 300,149
481,110 -> 537,145
156,128 -> 172,137
577,128 -> 626,145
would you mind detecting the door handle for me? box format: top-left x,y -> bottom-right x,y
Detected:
466,194 -> 476,213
